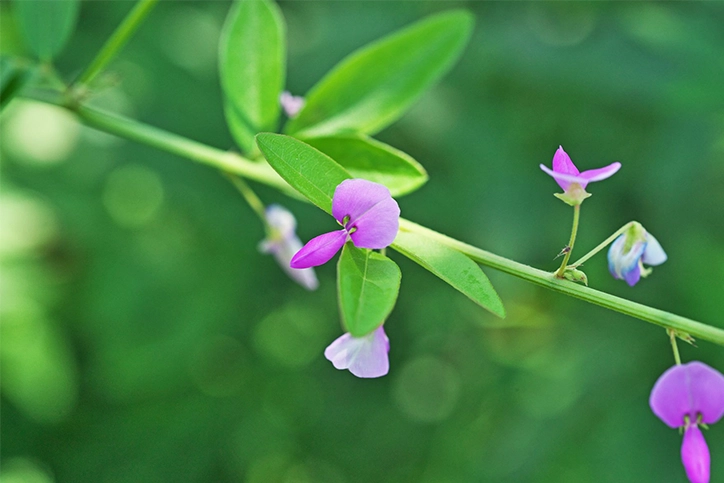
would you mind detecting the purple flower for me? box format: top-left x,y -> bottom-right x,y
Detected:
324,325 -> 390,378
608,223 -> 667,287
650,362 -> 724,483
540,146 -> 621,204
259,204 -> 319,290
280,91 -> 305,118
290,179 -> 400,269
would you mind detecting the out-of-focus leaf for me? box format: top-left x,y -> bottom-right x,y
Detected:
256,133 -> 350,214
302,134 -> 427,197
392,229 -> 505,318
284,10 -> 473,138
13,0 -> 80,61
337,243 -> 401,337
0,57 -> 32,110
219,0 -> 285,154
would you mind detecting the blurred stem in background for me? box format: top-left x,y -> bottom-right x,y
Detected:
71,0 -> 158,90
19,91 -> 724,347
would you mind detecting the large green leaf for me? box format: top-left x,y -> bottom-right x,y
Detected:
220,0 -> 285,153
392,229 -> 505,318
256,133 -> 350,214
302,134 -> 427,197
284,10 -> 473,138
337,244 -> 401,337
1,57 -> 33,111
13,0 -> 80,61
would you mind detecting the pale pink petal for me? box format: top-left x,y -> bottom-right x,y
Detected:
682,425 -> 710,483
642,233 -> 667,266
270,234 -> 319,290
324,326 -> 390,378
280,91 -> 305,118
290,230 -> 347,269
650,362 -> 724,428
578,162 -> 622,183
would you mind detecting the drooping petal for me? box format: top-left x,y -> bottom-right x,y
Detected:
650,362 -> 724,428
539,164 -> 589,191
624,262 -> 641,286
270,234 -> 319,290
681,425 -> 710,483
578,162 -> 622,183
642,233 -> 667,266
324,326 -> 390,378
608,234 -> 646,283
349,196 -> 400,249
264,204 -> 297,238
290,230 -> 347,269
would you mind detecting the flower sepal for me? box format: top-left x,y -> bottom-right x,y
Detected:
553,183 -> 591,206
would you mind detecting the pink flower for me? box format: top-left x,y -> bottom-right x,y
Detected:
290,179 -> 400,269
324,326 -> 390,378
540,146 -> 621,203
280,91 -> 305,118
650,362 -> 724,483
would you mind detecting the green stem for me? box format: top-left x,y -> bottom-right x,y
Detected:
22,90 -> 724,347
668,329 -> 682,365
570,221 -> 634,268
395,218 -> 724,346
225,173 -> 269,232
73,0 -> 159,88
555,204 -> 580,277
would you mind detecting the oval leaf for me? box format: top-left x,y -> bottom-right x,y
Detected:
220,0 -> 285,153
13,0 -> 80,61
1,57 -> 33,111
285,10 -> 473,138
338,244 -> 401,337
302,134 -> 427,197
392,229 -> 505,318
256,133 -> 350,214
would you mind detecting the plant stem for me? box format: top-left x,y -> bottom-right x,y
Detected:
73,0 -> 159,88
225,173 -> 269,232
23,90 -> 724,347
570,221 -> 634,268
555,204 -> 580,277
395,218 -> 724,346
668,329 -> 682,365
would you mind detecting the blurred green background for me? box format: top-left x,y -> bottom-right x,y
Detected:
2,1 -> 724,482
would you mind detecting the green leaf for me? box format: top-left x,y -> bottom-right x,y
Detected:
392,229 -> 505,318
1,57 -> 33,111
256,133 -> 350,214
302,134 -> 427,197
220,0 -> 285,153
13,0 -> 80,61
337,244 -> 401,337
285,10 -> 473,138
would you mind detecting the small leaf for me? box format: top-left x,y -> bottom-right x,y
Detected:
392,229 -> 505,318
285,10 -> 473,138
13,0 -> 80,61
338,244 -> 401,337
256,133 -> 350,214
302,134 -> 427,197
220,0 -> 285,153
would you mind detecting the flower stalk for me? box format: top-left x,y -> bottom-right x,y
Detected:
555,204 -> 580,278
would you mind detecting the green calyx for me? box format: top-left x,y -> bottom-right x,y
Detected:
553,183 -> 591,206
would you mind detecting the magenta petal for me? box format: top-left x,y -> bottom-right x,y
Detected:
323,326 -> 390,378
332,179 -> 393,226
578,162 -> 622,183
349,197 -> 400,248
539,164 -> 589,190
552,146 -> 579,175
290,230 -> 347,269
682,425 -> 710,483
650,362 -> 724,428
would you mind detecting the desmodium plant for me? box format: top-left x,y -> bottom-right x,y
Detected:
3,0 -> 723,481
